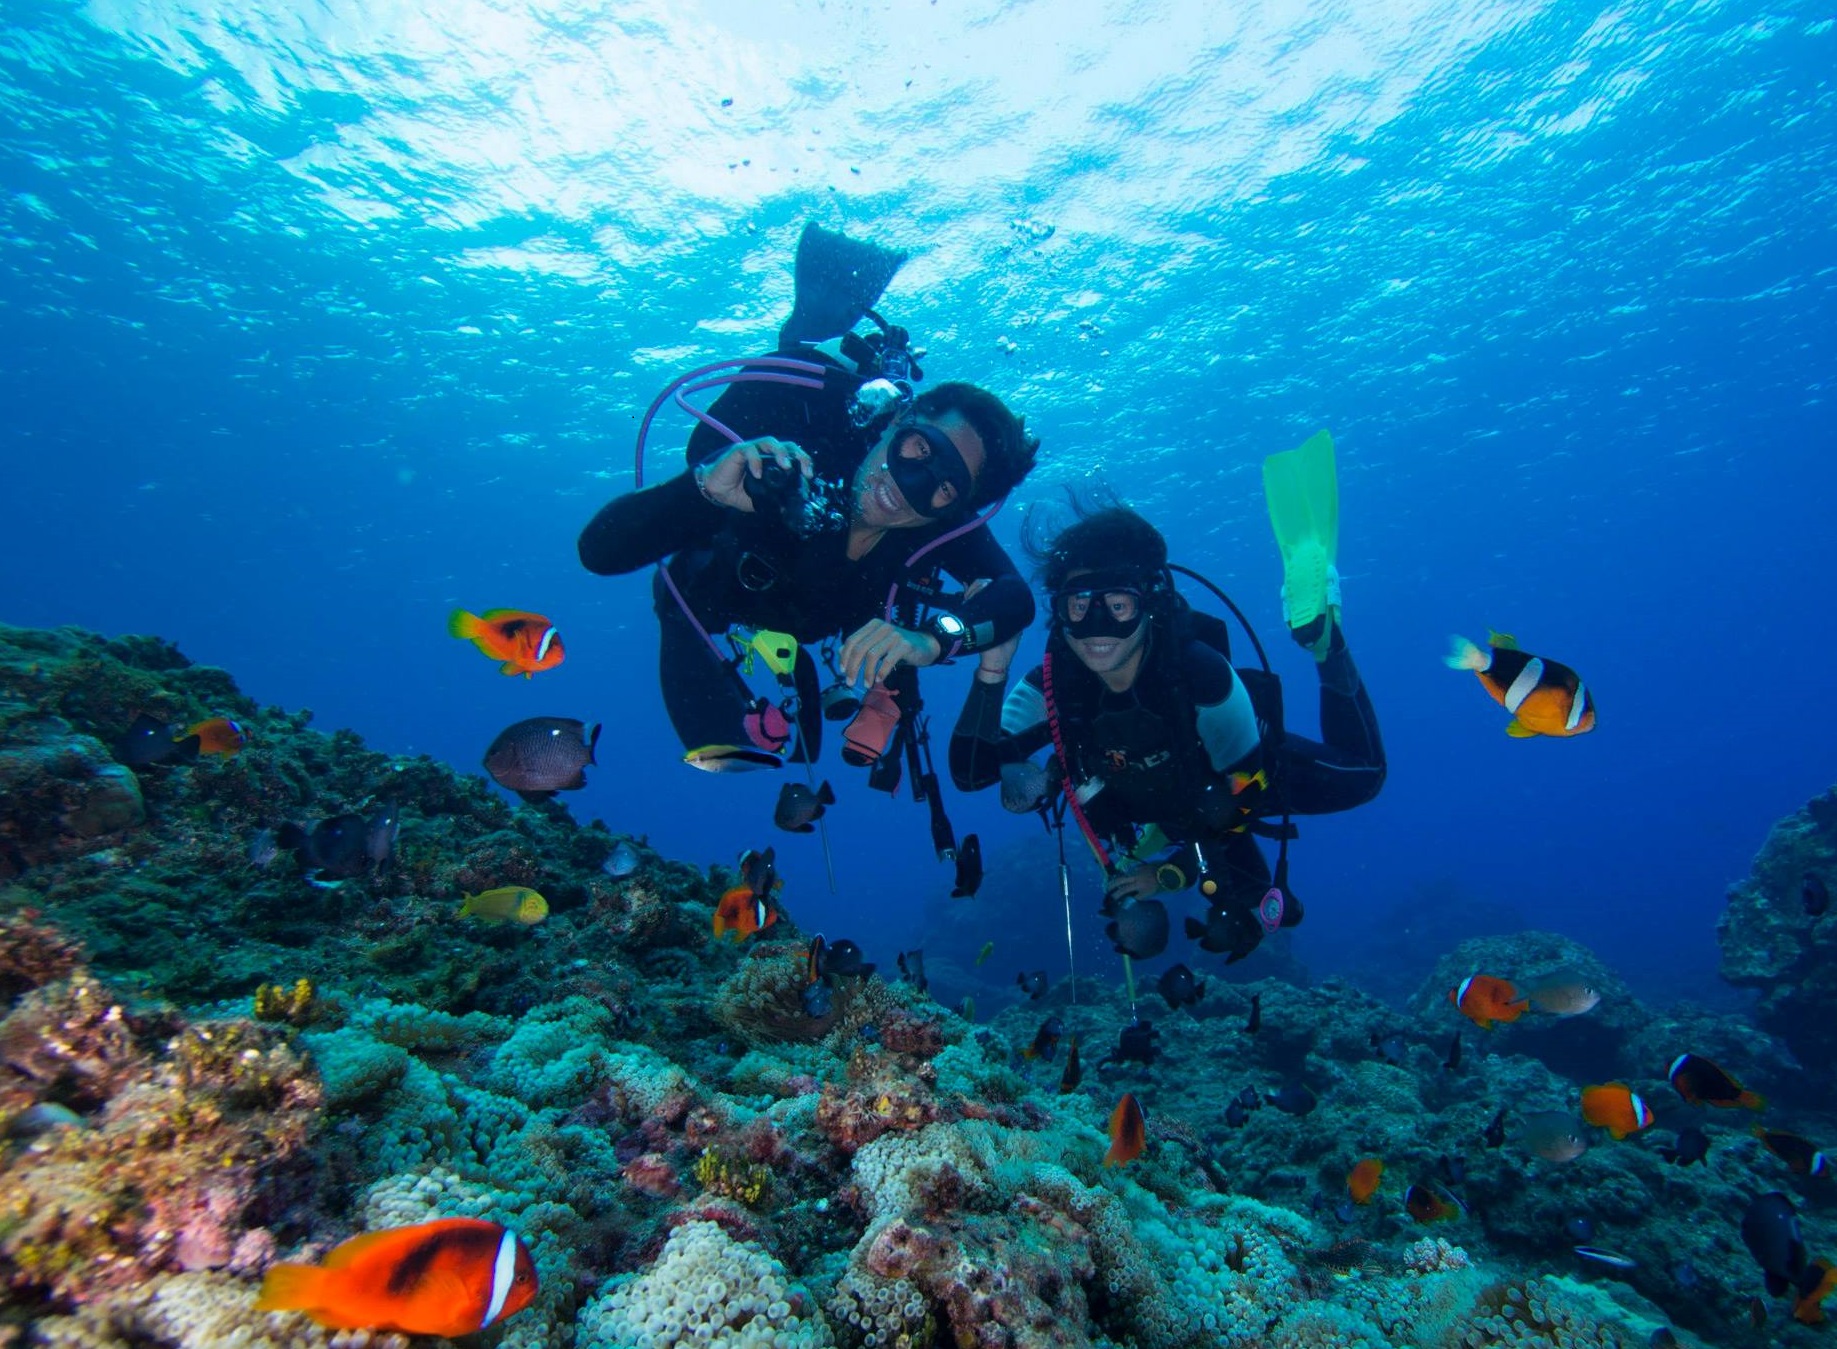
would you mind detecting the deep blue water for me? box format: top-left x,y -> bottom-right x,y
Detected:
3,0 -> 1832,1004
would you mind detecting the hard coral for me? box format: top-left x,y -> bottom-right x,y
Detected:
253,976 -> 322,1028
860,1209 -> 1096,1349
0,973 -> 151,1110
0,978 -> 321,1307
817,1073 -> 943,1155
0,912 -> 84,1003
694,1144 -> 774,1207
621,1151 -> 682,1199
877,1007 -> 946,1059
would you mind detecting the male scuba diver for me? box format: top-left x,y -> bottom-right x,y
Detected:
949,434 -> 1384,962
579,223 -> 1040,780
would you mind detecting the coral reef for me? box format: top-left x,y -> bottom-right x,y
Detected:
0,622 -> 1804,1348
1718,785 -> 1837,1076
0,966 -> 322,1306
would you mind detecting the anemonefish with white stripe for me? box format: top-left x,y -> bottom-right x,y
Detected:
255,1218 -> 538,1336
1446,632 -> 1596,738
449,609 -> 565,678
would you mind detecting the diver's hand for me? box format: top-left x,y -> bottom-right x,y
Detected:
975,631 -> 1022,685
694,438 -> 813,512
841,619 -> 940,687
1104,868 -> 1161,906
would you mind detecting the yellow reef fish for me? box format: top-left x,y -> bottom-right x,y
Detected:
457,887 -> 549,925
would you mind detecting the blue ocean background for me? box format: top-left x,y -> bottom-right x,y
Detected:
3,0 -> 1832,1005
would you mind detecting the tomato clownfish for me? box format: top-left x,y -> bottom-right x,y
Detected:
1580,1083 -> 1655,1141
1448,974 -> 1529,1030
450,609 -> 564,678
713,885 -> 776,940
256,1218 -> 537,1336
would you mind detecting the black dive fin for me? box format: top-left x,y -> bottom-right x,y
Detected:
778,221 -> 907,349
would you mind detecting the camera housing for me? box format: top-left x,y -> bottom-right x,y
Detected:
742,461 -> 847,538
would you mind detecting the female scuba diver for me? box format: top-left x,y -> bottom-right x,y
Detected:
579,223 -> 1040,772
949,476 -> 1385,963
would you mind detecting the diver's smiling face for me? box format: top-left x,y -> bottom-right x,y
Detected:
1060,570 -> 1150,688
853,412 -> 985,530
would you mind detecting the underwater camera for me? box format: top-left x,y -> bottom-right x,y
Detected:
742,461 -> 848,538
821,682 -> 863,721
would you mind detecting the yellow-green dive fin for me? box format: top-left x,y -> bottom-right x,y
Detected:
1263,429 -> 1339,637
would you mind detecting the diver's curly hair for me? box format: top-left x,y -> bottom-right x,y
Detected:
912,382 -> 1039,508
1025,494 -> 1169,593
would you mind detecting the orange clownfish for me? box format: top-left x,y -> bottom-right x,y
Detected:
1580,1083 -> 1655,1140
449,609 -> 565,678
1448,974 -> 1529,1030
1445,632 -> 1595,738
183,717 -> 246,758
1347,1158 -> 1384,1205
255,1218 -> 538,1336
1104,1092 -> 1146,1167
713,885 -> 777,940
1795,1260 -> 1837,1325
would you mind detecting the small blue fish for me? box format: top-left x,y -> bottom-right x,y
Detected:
604,841 -> 641,878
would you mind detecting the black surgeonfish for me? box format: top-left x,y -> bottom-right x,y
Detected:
1099,1020 -> 1159,1068
1106,900 -> 1168,959
951,834 -> 983,898
1157,963 -> 1205,1011
115,713 -> 200,766
483,717 -> 600,800
1743,1191 -> 1808,1297
818,938 -> 874,978
278,807 -> 398,883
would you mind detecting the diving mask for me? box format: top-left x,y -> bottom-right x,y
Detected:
885,422 -> 973,519
1052,573 -> 1148,639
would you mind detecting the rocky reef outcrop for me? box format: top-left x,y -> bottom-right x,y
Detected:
1718,786 -> 1837,1089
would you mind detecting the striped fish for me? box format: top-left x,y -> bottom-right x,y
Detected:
1446,632 -> 1596,738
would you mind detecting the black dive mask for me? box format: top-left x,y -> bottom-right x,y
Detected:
885,422 -> 974,519
1053,569 -> 1150,639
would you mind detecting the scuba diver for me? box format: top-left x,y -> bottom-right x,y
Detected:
579,223 -> 1039,815
949,432 -> 1385,962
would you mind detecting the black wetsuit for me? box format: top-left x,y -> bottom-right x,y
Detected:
951,614 -> 1384,913
579,353 -> 1034,758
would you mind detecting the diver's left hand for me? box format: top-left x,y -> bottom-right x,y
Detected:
840,619 -> 940,686
1104,868 -> 1162,906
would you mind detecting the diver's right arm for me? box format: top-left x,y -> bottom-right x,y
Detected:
577,440 -> 814,575
577,473 -> 722,576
